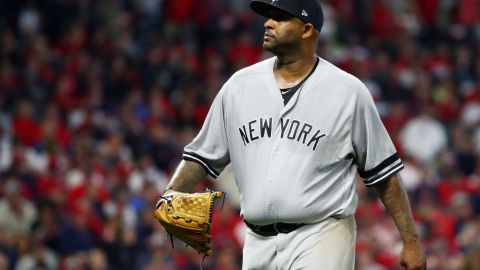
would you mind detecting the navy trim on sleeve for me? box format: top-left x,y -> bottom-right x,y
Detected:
357,153 -> 400,178
183,152 -> 220,178
363,163 -> 404,187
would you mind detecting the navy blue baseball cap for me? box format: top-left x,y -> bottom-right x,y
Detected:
250,0 -> 324,31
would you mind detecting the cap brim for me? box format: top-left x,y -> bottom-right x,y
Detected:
250,1 -> 295,20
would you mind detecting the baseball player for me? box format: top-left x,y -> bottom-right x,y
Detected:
161,0 -> 426,269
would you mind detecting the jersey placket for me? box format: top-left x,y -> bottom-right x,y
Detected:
264,128 -> 282,221
263,82 -> 305,221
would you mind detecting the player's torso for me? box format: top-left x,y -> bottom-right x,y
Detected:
223,58 -> 359,224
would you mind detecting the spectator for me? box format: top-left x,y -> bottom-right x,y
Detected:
57,202 -> 96,256
400,104 -> 448,165
15,240 -> 58,270
0,180 -> 37,241
87,248 -> 109,270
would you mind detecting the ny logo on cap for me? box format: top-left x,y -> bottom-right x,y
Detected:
271,0 -> 278,3
302,10 -> 309,16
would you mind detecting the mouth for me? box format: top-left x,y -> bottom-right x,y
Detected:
264,32 -> 274,38
264,32 -> 274,41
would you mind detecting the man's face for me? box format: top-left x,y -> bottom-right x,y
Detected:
262,8 -> 305,55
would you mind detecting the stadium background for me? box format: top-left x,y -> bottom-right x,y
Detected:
0,0 -> 480,269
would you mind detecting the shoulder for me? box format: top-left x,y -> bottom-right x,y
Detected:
320,59 -> 365,91
313,58 -> 370,103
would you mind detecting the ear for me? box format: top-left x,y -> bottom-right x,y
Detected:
301,23 -> 315,39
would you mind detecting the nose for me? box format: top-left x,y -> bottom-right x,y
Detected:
264,18 -> 275,29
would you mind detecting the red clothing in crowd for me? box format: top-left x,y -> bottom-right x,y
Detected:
369,2 -> 398,38
164,0 -> 196,24
418,0 -> 439,25
13,115 -> 42,146
458,0 -> 480,25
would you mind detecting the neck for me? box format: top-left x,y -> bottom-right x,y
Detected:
274,54 -> 317,89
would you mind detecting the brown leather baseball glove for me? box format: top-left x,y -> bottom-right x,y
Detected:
153,190 -> 224,255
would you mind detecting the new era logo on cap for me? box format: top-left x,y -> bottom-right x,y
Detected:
302,10 -> 308,16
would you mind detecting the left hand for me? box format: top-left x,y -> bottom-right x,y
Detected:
399,242 -> 426,270
153,190 -> 224,255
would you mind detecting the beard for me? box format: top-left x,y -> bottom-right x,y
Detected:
262,31 -> 302,56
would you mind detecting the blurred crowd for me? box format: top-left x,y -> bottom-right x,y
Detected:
0,0 -> 480,269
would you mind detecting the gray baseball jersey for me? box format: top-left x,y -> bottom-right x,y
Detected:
183,57 -> 403,225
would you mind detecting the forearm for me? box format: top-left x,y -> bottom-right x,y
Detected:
374,174 -> 419,245
164,160 -> 208,193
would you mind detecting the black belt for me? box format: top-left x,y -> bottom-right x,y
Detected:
245,221 -> 305,236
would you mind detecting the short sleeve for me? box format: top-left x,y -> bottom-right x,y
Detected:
352,83 -> 403,186
183,87 -> 230,178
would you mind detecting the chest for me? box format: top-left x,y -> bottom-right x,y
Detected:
225,84 -> 354,156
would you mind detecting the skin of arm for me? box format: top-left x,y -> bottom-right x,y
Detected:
163,160 -> 208,195
374,173 -> 426,270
